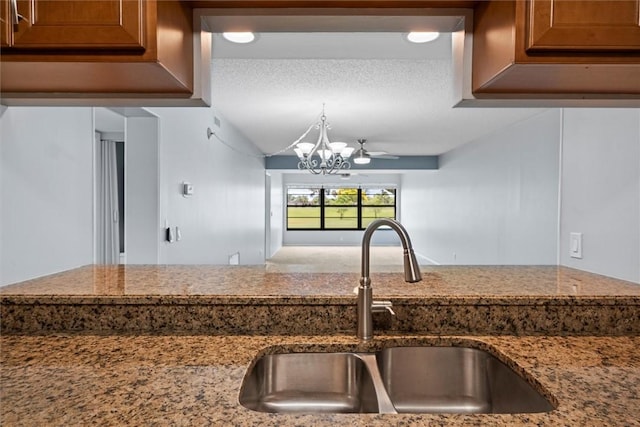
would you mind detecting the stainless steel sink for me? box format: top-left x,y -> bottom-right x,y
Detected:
239,346 -> 555,415
376,346 -> 554,414
239,352 -> 379,413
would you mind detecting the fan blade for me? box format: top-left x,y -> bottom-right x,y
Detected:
370,154 -> 399,159
355,139 -> 399,159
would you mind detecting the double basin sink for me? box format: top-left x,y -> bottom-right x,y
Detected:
240,345 -> 555,415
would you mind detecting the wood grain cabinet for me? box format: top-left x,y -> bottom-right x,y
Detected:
2,0 -> 638,103
473,0 -> 640,98
6,0 -> 145,50
1,0 -> 201,104
1,0 -> 10,47
526,0 -> 640,52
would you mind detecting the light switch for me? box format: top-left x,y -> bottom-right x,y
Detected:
570,232 -> 583,259
182,182 -> 194,197
165,227 -> 174,243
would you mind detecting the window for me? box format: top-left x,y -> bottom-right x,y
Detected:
286,188 -> 321,229
324,188 -> 358,229
286,187 -> 396,230
362,188 -> 396,228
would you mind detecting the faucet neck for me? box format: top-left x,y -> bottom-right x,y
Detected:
358,219 -> 422,341
361,218 -> 421,285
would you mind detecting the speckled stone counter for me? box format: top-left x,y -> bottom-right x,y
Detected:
2,334 -> 639,426
2,265 -> 639,335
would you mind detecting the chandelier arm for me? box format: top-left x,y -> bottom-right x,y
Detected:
314,126 -> 325,162
298,160 -> 319,174
326,155 -> 344,174
306,159 -> 322,175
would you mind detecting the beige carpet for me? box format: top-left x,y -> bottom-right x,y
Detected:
266,245 -> 406,273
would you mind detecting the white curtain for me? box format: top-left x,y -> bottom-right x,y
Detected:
97,137 -> 120,264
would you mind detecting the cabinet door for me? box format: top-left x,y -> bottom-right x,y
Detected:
1,0 -> 10,47
11,0 -> 145,50
526,0 -> 640,52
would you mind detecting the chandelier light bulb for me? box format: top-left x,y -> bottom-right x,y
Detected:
329,142 -> 347,153
341,147 -> 355,159
296,142 -> 315,155
318,149 -> 333,161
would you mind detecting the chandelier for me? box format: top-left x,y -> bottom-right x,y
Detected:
293,108 -> 355,175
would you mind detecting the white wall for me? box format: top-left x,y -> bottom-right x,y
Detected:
0,107 -> 94,285
0,104 -> 266,285
151,107 -> 266,265
560,109 -> 640,283
2,105 -> 636,284
402,109 -> 561,265
125,116 -> 161,264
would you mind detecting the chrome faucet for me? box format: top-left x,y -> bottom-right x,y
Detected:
357,218 -> 422,341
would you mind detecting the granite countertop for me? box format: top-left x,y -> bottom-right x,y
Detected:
2,334 -> 640,426
2,265 -> 639,335
2,265 -> 639,425
2,264 -> 640,303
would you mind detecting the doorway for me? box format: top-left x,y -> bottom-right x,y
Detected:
94,108 -> 125,264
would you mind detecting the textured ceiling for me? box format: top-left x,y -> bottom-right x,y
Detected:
210,33 -> 546,156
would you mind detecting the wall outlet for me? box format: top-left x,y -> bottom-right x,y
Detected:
570,232 -> 583,259
228,252 -> 240,265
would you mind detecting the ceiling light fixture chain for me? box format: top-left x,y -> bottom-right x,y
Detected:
265,120 -> 318,157
207,123 -> 318,159
206,128 -> 265,159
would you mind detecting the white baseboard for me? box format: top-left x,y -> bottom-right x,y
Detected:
415,251 -> 441,265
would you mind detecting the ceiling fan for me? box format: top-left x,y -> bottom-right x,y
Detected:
352,139 -> 399,164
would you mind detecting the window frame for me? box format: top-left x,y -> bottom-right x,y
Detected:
286,186 -> 396,231
286,188 -> 322,230
360,187 -> 398,230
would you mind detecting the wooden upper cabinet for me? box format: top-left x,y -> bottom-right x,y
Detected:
9,0 -> 145,50
1,0 -> 202,104
526,0 -> 640,52
1,0 -> 9,47
472,0 -> 640,97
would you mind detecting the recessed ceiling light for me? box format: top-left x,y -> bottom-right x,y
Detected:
405,32 -> 440,43
222,32 -> 256,44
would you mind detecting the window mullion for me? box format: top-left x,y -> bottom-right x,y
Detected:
357,188 -> 362,230
320,188 -> 325,230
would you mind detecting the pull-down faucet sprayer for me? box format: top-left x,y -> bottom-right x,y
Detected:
357,218 -> 422,341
